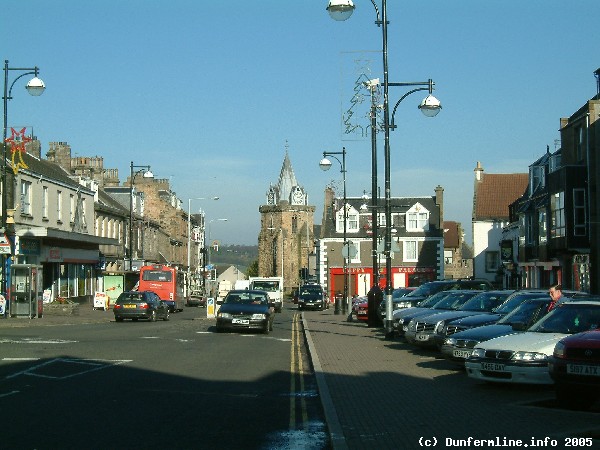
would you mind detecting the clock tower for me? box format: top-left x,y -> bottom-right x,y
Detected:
258,150 -> 315,294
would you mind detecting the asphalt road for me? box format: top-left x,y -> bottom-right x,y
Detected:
0,307 -> 330,450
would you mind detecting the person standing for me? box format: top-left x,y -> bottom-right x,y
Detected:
547,284 -> 564,312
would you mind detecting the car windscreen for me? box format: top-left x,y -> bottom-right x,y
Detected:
497,300 -> 548,325
432,292 -> 478,310
117,293 -> 144,303
529,304 -> 600,333
225,293 -> 268,305
459,292 -> 511,312
405,283 -> 450,297
252,281 -> 278,292
493,293 -> 548,315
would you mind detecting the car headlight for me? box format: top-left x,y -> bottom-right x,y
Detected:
398,318 -> 406,325
444,337 -> 457,346
408,319 -> 416,331
553,341 -> 565,358
251,314 -> 266,320
471,348 -> 485,358
512,351 -> 548,362
218,312 -> 232,319
435,320 -> 446,335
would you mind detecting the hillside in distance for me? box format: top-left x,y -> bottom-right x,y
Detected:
209,244 -> 258,272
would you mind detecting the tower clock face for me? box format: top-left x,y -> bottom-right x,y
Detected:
292,188 -> 304,205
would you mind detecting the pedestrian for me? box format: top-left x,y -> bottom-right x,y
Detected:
547,284 -> 564,312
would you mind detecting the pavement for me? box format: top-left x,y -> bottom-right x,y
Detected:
2,304 -> 600,449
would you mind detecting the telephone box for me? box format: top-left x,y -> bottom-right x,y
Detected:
10,264 -> 43,318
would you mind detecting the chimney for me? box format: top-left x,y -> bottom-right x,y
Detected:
474,161 -> 484,181
435,185 -> 444,228
595,67 -> 600,96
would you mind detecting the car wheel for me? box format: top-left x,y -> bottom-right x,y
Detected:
149,311 -> 157,322
115,316 -> 123,322
163,311 -> 170,321
263,323 -> 270,335
269,318 -> 274,331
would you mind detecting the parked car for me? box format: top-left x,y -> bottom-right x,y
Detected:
392,290 -> 455,336
352,296 -> 369,322
441,298 -> 553,365
466,301 -> 600,384
549,328 -> 600,410
393,279 -> 493,309
377,287 -> 416,320
113,291 -> 170,322
187,290 -> 207,307
438,289 -> 590,339
405,290 -> 512,348
404,291 -> 482,346
215,289 -> 274,334
297,284 -> 328,311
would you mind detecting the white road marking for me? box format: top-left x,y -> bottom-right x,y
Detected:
5,358 -> 132,380
2,358 -> 40,361
0,338 -> 77,344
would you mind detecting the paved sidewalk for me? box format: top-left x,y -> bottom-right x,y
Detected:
302,308 -> 600,450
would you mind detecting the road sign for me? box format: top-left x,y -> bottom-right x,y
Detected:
342,241 -> 358,259
0,234 -> 11,255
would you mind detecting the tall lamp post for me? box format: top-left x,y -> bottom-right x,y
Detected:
2,60 -> 45,299
129,162 -> 153,271
187,197 -> 219,291
326,0 -> 442,338
319,148 -> 348,315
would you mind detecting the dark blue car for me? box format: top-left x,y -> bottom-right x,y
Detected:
216,289 -> 274,334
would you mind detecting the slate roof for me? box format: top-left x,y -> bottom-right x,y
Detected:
321,195 -> 442,239
473,173 -> 528,221
443,221 -> 460,248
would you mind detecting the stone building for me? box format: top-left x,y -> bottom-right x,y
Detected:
258,152 -> 315,294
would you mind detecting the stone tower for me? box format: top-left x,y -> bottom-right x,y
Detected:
258,150 -> 315,294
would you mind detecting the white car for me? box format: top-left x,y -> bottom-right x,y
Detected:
465,301 -> 600,385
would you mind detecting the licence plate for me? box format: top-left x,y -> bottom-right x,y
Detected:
417,334 -> 430,341
232,318 -> 249,325
358,311 -> 367,315
567,364 -> 600,377
453,349 -> 471,359
481,362 -> 505,371
124,304 -> 136,309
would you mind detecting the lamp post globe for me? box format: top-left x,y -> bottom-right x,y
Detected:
25,77 -> 45,96
326,0 -> 355,21
418,94 -> 442,117
319,158 -> 332,171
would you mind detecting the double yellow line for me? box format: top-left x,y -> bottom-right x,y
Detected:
289,312 -> 308,430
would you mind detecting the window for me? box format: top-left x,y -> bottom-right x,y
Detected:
42,186 -> 48,219
525,214 -> 534,244
404,240 -> 418,262
406,203 -> 429,232
347,212 -> 359,231
573,189 -> 586,236
485,251 -> 499,272
538,210 -> 547,244
20,181 -> 32,215
550,191 -> 565,238
444,250 -> 453,264
69,194 -> 75,223
575,126 -> 583,162
336,205 -> 359,233
57,190 -> 62,222
529,166 -> 545,194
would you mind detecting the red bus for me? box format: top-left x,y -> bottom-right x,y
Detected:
138,265 -> 186,312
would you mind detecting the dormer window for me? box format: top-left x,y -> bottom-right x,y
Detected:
529,166 -> 545,195
406,203 -> 429,232
336,204 -> 360,233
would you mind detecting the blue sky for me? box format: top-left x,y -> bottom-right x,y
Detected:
3,0 -> 598,246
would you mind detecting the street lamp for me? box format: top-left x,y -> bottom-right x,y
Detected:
326,0 -> 442,338
129,162 -> 153,271
319,147 -> 348,315
2,60 -> 45,298
187,197 -> 219,292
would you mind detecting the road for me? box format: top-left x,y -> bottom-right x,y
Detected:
0,307 -> 329,450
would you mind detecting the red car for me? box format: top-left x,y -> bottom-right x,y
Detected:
549,328 -> 600,410
351,296 -> 369,322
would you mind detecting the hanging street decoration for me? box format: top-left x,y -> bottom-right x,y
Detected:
5,127 -> 31,174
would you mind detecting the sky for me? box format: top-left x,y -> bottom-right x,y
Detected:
3,0 -> 598,246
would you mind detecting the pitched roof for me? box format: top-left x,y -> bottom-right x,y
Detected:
473,173 -> 528,220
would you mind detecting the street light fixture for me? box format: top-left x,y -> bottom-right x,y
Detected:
326,0 -> 442,338
187,197 -> 219,292
129,161 -> 153,271
2,60 -> 45,298
319,147 -> 348,316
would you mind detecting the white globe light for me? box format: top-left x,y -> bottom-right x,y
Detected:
418,94 -> 441,117
327,0 -> 355,21
26,77 -> 45,96
319,157 -> 333,171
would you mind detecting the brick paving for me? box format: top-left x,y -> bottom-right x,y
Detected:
302,308 -> 600,450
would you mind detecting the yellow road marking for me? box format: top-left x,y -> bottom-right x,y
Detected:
290,312 -> 308,430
